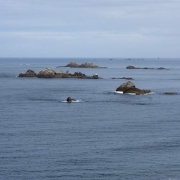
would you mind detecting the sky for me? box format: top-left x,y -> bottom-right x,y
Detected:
0,0 -> 180,58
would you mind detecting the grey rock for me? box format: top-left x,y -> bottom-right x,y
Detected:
37,68 -> 56,78
116,81 -> 151,95
116,81 -> 135,91
18,69 -> 37,77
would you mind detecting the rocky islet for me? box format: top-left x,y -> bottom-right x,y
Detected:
19,68 -> 99,79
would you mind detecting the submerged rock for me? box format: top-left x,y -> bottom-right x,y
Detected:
112,77 -> 133,80
163,92 -> 178,95
18,69 -> 37,77
116,81 -> 151,95
67,97 -> 76,102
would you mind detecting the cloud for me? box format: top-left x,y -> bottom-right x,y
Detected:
0,0 -> 180,57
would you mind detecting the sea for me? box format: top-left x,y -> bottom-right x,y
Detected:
0,58 -> 180,180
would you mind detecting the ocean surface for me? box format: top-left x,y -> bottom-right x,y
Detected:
0,58 -> 180,180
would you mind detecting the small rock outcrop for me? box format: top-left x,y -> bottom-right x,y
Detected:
163,92 -> 178,95
67,97 -> 76,102
57,62 -> 106,68
126,65 -> 168,70
18,69 -> 37,77
126,65 -> 137,69
112,77 -> 133,80
116,81 -> 151,95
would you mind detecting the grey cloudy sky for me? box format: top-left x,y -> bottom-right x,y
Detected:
0,0 -> 180,58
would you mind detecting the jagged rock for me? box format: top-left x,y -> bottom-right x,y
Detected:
116,81 -> 151,95
57,62 -> 106,68
67,97 -> 76,102
80,62 -> 99,68
116,81 -> 135,91
37,68 -> 56,78
18,69 -> 37,77
65,62 -> 79,67
19,68 -> 99,79
123,87 -> 151,95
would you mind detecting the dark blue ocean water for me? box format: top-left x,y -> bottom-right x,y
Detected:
0,58 -> 180,180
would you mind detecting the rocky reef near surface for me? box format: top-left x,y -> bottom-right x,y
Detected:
116,81 -> 151,95
126,65 -> 168,70
57,62 -> 107,68
112,77 -> 134,80
18,68 -> 99,79
163,92 -> 178,95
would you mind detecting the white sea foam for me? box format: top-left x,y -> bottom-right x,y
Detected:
114,91 -> 154,95
114,91 -> 135,95
113,91 -> 123,94
128,93 -> 136,95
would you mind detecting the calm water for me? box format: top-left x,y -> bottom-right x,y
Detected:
0,58 -> 180,180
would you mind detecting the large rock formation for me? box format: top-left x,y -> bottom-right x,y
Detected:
37,68 -> 56,78
116,81 -> 135,91
18,69 -> 37,77
116,81 -> 151,95
57,62 -> 106,68
19,68 -> 99,79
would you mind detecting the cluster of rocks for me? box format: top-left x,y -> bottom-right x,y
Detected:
19,68 -> 99,79
57,62 -> 106,68
126,65 -> 168,70
19,66 -> 178,97
116,81 -> 151,95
